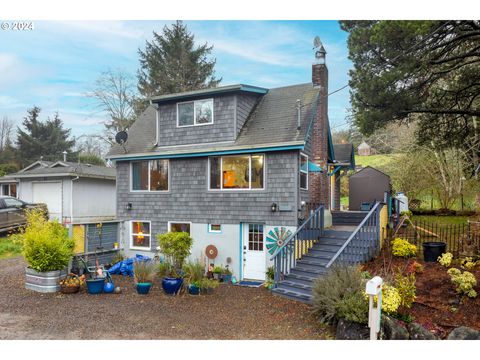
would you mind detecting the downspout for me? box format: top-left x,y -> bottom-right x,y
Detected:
69,176 -> 80,238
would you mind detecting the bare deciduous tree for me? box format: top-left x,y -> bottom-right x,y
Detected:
0,116 -> 14,151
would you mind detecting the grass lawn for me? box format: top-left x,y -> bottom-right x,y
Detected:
0,236 -> 22,259
355,154 -> 401,170
412,215 -> 469,226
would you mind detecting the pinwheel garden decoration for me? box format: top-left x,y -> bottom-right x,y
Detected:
266,227 -> 293,255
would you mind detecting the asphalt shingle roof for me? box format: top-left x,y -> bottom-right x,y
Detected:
107,83 -> 320,158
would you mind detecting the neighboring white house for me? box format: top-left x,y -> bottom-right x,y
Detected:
0,160 -> 116,225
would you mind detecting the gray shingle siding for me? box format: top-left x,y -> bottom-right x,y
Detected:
235,93 -> 260,138
116,151 -> 299,249
157,95 -> 236,146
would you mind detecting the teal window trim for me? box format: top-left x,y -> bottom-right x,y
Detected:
207,224 -> 222,234
111,144 -> 304,162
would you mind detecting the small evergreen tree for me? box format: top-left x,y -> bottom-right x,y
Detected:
137,21 -> 221,98
16,107 -> 76,166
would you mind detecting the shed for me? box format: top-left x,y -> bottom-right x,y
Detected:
357,141 -> 372,156
349,166 -> 391,211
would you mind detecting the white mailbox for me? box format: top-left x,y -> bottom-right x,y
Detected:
366,276 -> 383,295
366,276 -> 383,340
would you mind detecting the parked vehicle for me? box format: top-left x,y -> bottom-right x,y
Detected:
0,196 -> 48,233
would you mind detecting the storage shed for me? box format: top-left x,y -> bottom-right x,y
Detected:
349,166 -> 391,211
357,141 -> 372,156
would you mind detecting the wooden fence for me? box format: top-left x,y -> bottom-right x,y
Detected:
389,220 -> 480,257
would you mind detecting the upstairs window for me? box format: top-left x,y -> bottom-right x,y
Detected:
300,153 -> 308,190
131,160 -> 169,191
177,99 -> 214,127
209,154 -> 264,190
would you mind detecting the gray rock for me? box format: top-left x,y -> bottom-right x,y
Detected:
381,315 -> 409,340
336,319 -> 370,340
407,322 -> 437,340
447,326 -> 480,340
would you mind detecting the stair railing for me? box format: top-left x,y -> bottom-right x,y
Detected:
270,205 -> 324,287
325,201 -> 383,268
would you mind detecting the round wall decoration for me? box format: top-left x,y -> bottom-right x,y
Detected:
205,244 -> 218,259
266,227 -> 293,255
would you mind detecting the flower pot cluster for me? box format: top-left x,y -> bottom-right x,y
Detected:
212,265 -> 233,283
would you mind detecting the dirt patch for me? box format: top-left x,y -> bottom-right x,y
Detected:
0,257 -> 331,340
362,249 -> 480,339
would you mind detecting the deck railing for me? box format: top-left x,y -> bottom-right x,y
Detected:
326,201 -> 383,268
271,205 -> 324,286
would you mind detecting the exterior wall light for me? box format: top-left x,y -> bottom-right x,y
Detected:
271,203 -> 278,212
125,203 -> 132,211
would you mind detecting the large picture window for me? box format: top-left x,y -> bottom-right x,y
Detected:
130,221 -> 151,250
300,153 -> 308,190
131,160 -> 169,191
209,154 -> 264,190
177,99 -> 213,127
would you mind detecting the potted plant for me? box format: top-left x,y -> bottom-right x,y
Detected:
183,260 -> 205,295
134,261 -> 155,294
199,278 -> 219,295
156,231 -> 193,295
21,209 -> 74,293
222,265 -> 233,283
213,265 -> 223,280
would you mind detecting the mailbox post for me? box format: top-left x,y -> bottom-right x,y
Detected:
366,276 -> 383,340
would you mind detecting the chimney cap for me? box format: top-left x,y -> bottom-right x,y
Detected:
313,36 -> 326,64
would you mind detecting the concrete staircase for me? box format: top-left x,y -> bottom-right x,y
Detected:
271,226 -> 355,303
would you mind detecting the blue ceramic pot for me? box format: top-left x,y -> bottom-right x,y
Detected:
162,277 -> 183,295
86,278 -> 105,294
188,284 -> 200,295
222,274 -> 232,283
136,282 -> 152,295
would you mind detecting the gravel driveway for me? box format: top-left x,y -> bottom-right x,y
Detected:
0,257 -> 330,339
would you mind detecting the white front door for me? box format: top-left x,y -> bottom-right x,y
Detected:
32,182 -> 62,221
243,224 -> 266,280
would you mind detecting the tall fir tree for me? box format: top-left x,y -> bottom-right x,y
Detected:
16,106 -> 76,166
137,21 -> 221,98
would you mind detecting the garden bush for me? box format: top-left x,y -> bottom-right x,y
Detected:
312,265 -> 368,325
183,260 -> 205,286
395,273 -> 416,308
381,284 -> 402,315
391,238 -> 417,257
21,209 -> 74,272
438,252 -> 453,267
156,231 -> 193,269
460,257 -> 477,271
447,268 -> 477,298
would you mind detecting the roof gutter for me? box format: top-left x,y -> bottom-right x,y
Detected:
107,143 -> 305,162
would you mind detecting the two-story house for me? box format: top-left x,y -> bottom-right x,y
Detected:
107,41 -> 336,281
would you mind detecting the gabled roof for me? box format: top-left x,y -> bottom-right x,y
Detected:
358,141 -> 371,149
332,143 -> 355,169
351,165 -> 390,179
107,83 -> 320,159
0,161 -> 116,181
19,160 -> 53,172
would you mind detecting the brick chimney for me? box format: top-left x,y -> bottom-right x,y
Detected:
309,38 -> 330,207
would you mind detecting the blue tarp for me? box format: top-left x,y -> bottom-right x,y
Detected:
108,254 -> 152,277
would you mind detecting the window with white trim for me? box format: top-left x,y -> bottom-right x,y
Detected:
1,184 -> 17,198
169,222 -> 191,234
131,160 -> 169,191
209,154 -> 264,190
177,99 -> 214,127
208,224 -> 222,233
130,221 -> 151,249
300,153 -> 308,190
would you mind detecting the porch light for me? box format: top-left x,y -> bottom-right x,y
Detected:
125,202 -> 132,210
271,202 -> 278,212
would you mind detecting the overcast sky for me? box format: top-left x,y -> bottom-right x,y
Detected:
0,20 -> 352,137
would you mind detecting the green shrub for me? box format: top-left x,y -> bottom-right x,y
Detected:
395,273 -> 416,309
391,238 -> 417,257
157,261 -> 179,278
438,252 -> 453,267
156,231 -> 193,269
447,268 -> 477,298
21,209 -> 74,272
312,265 -> 368,325
134,261 -> 155,283
183,260 -> 205,286
198,278 -> 219,290
381,284 -> 402,315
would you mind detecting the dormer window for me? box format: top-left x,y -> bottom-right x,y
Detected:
177,98 -> 214,127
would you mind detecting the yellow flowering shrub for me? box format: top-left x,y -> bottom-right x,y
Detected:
447,268 -> 477,298
395,273 -> 416,308
438,252 -> 453,267
391,238 -> 417,258
381,284 -> 402,314
460,257 -> 477,271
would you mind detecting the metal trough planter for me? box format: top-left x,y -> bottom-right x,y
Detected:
25,267 -> 67,293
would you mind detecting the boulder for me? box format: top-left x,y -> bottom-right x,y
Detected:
381,315 -> 409,340
407,322 -> 437,340
335,319 -> 370,340
447,327 -> 480,340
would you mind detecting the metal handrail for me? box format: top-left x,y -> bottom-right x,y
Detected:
325,201 -> 382,268
270,205 -> 324,260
